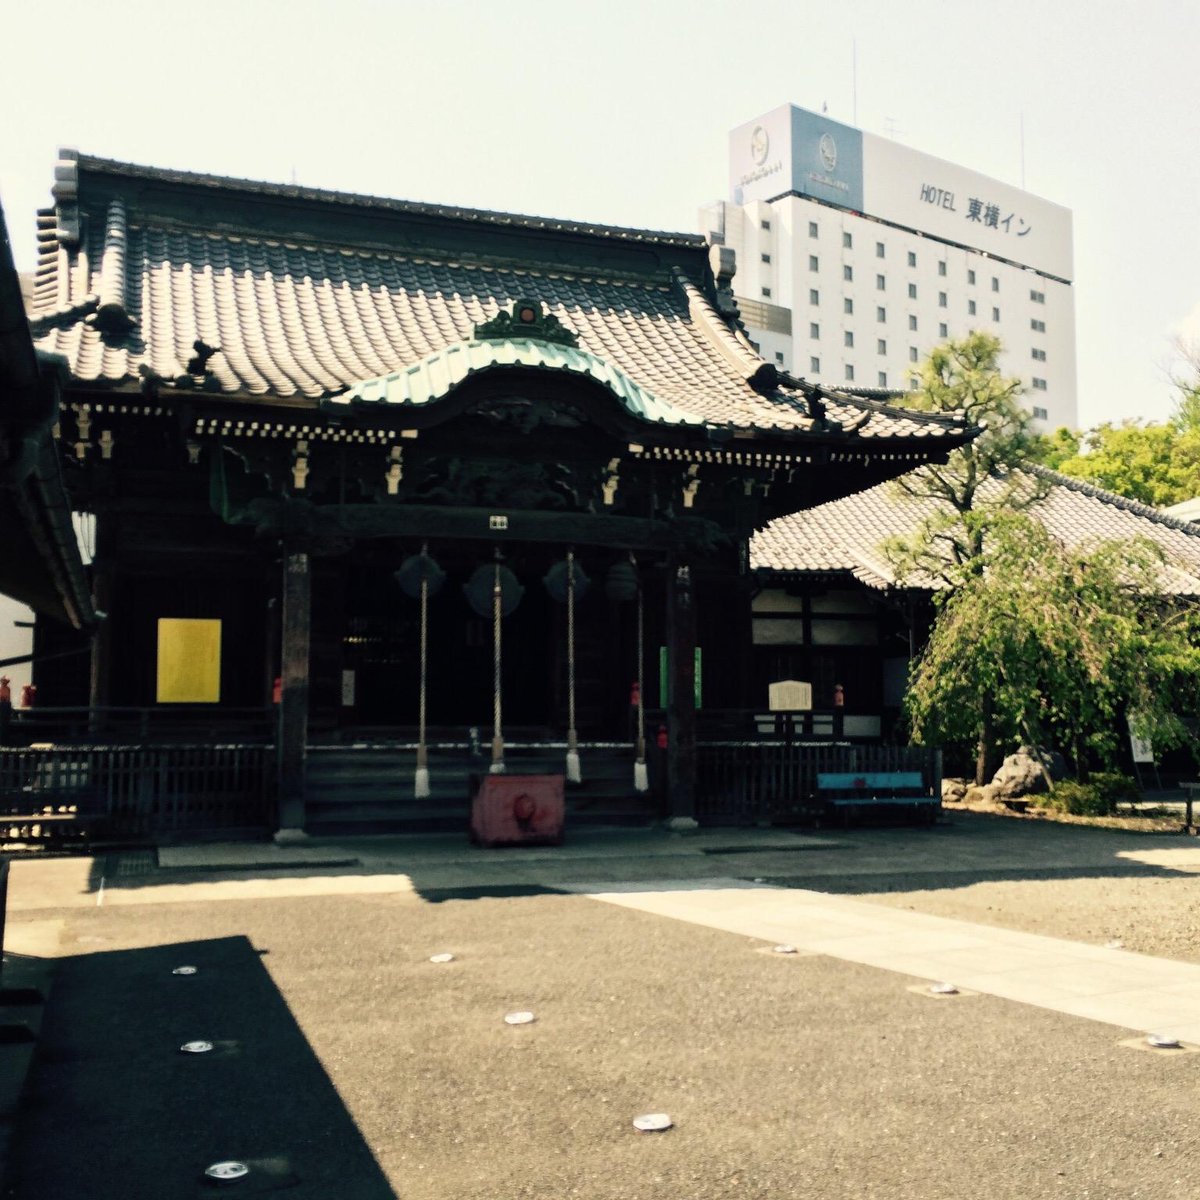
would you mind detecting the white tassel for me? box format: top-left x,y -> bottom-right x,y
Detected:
634,759 -> 649,794
566,749 -> 582,784
414,765 -> 430,800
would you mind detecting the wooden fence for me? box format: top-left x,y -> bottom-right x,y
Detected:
696,741 -> 941,825
0,744 -> 275,840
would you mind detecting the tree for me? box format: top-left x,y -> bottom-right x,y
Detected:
1045,345 -> 1200,507
885,332 -> 1044,781
887,331 -> 1043,586
905,515 -> 1200,780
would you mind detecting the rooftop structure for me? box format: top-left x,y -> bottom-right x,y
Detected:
701,104 -> 1077,431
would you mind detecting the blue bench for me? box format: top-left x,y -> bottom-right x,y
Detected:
815,771 -> 939,827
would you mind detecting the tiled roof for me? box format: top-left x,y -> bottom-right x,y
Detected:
28,153 -> 973,446
751,465 -> 1200,595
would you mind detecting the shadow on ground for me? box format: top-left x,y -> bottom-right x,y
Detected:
7,936 -> 397,1199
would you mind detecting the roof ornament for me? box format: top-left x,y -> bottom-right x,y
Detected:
474,299 -> 579,348
707,245 -> 739,319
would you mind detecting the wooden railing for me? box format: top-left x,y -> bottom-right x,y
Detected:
696,741 -> 940,825
0,743 -> 275,839
0,706 -> 275,746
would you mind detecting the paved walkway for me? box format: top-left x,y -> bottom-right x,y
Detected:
561,877 -> 1200,1043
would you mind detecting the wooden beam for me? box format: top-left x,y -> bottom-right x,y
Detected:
242,499 -> 727,553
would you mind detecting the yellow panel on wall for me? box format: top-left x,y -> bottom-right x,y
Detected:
156,618 -> 222,703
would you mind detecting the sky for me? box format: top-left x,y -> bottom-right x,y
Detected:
2,0 -> 1199,432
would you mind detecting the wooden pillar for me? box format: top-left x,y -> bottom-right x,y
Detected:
666,559 -> 697,826
88,516 -> 116,732
277,547 -> 311,837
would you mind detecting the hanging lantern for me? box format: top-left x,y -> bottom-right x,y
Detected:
605,560 -> 638,603
464,564 -> 523,618
543,558 -> 591,603
394,553 -> 446,600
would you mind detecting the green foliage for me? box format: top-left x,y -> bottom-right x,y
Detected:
904,515 -> 1200,776
1049,352 -> 1200,507
1050,420 -> 1200,508
1034,773 -> 1140,817
1029,426 -> 1081,470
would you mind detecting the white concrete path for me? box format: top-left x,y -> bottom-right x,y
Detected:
563,877 -> 1200,1042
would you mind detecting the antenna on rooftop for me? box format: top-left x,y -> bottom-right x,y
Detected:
852,40 -> 858,126
1020,113 -> 1026,190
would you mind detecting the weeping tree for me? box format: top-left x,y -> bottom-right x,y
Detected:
905,514 -> 1200,781
885,332 -> 1049,780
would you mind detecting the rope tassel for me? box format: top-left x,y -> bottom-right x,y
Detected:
415,552 -> 430,799
490,559 -> 505,774
633,560 -> 648,793
565,549 -> 581,784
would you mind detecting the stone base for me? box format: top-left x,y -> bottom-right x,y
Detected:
664,816 -> 699,833
273,827 -> 310,846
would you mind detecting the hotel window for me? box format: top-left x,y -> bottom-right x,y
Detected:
876,274 -> 886,291
877,338 -> 887,355
843,232 -> 853,248
1032,406 -> 1049,420
761,253 -> 771,263
968,300 -> 977,316
907,251 -> 917,267
967,269 -> 976,285
908,283 -> 917,299
878,371 -> 888,387
992,307 -> 1000,321
809,289 -> 819,305
909,378 -> 920,391
876,306 -> 886,323
876,242 -> 885,258
1031,318 -> 1046,332
775,351 -> 785,364
1032,377 -> 1048,390
1031,289 -> 1046,303
761,287 -> 771,298
809,255 -> 819,271
810,322 -> 820,339
938,261 -> 947,276
939,322 -> 948,337
845,364 -> 856,381
844,298 -> 854,315
810,356 -> 820,372
762,219 -> 771,230
843,265 -> 854,281
1032,348 -> 1046,361
808,221 -> 817,237
909,346 -> 919,362
938,292 -> 948,307
844,331 -> 854,348
991,277 -> 1000,292
908,315 -> 918,331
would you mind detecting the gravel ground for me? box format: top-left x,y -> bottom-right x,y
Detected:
9,861 -> 1200,1200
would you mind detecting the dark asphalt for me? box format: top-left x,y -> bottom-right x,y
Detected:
6,874 -> 1200,1199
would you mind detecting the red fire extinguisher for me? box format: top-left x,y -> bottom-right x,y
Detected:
655,724 -> 668,750
0,677 -> 9,705
629,680 -> 641,707
19,684 -> 36,709
272,676 -> 282,705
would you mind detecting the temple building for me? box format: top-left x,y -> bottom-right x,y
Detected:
9,151 -> 977,835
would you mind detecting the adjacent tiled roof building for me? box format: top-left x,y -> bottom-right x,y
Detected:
752,465 -> 1200,596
